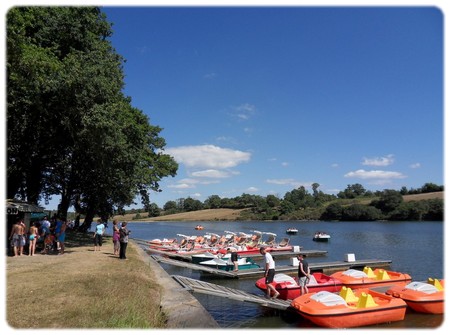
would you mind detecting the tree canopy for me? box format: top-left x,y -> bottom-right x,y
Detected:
7,7 -> 178,228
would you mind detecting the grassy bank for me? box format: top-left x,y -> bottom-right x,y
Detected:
6,231 -> 166,329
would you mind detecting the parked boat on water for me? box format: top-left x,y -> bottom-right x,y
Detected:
313,231 -> 330,242
199,257 -> 260,271
255,273 -> 343,300
286,228 -> 298,235
386,278 -> 444,314
330,267 -> 411,289
146,230 -> 300,258
290,286 -> 407,328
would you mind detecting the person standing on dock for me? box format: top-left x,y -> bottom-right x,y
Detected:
227,248 -> 239,272
259,246 -> 280,299
297,254 -> 310,295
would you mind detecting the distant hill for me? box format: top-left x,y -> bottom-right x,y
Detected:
113,191 -> 443,222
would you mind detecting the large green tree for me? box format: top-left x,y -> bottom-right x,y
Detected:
7,7 -> 178,227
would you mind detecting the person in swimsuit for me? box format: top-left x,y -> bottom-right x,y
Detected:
9,219 -> 25,256
28,223 -> 39,256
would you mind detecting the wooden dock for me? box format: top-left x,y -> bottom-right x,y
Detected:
152,255 -> 392,278
172,275 -> 292,310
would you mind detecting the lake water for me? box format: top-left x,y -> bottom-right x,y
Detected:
119,220 -> 444,328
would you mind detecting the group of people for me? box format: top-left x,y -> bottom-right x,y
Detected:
259,246 -> 310,299
93,219 -> 130,260
8,216 -> 67,257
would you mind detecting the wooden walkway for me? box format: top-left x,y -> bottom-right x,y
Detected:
152,255 -> 239,277
152,255 -> 392,278
172,275 -> 292,311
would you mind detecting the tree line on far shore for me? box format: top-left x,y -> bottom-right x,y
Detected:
129,182 -> 443,222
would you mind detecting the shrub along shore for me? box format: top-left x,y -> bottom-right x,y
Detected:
6,232 -> 167,329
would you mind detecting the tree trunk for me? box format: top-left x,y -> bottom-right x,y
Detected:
78,207 -> 95,232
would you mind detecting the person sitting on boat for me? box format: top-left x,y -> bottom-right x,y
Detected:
297,254 -> 310,295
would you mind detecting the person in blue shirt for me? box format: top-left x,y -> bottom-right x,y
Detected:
93,219 -> 105,252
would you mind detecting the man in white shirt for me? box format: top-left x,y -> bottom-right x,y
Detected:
259,246 -> 280,299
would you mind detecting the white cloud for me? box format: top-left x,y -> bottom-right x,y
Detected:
344,169 -> 406,180
236,103 -> 256,114
362,154 -> 395,167
246,187 -> 259,193
331,163 -> 339,168
266,178 -> 296,185
191,169 -> 238,178
167,183 -> 193,189
230,103 -> 256,121
410,163 -> 421,169
281,162 -> 289,167
266,179 -> 313,188
165,145 -> 251,169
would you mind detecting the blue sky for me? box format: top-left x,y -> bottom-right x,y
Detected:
46,5 -> 444,209
100,6 -> 443,209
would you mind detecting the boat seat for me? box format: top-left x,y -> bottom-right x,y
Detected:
428,278 -> 444,291
339,286 -> 359,303
307,275 -> 318,285
356,293 -> 378,308
278,238 -> 290,247
363,267 -> 376,278
376,269 -> 390,280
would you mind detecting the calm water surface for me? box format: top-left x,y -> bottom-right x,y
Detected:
123,220 -> 444,329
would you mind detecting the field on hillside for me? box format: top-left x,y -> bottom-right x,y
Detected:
402,191 -> 443,202
113,208 -> 245,222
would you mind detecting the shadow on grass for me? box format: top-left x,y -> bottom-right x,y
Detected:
65,230 -> 111,248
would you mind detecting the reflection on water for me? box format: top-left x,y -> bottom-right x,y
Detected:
132,220 -> 444,328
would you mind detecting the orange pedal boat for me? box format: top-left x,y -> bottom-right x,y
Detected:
386,278 -> 444,314
290,286 -> 407,328
330,267 -> 411,289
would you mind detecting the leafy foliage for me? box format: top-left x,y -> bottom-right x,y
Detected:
7,7 -> 178,228
153,183 -> 443,221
